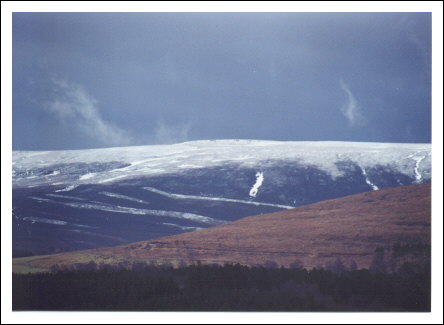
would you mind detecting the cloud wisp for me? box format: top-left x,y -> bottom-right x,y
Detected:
46,79 -> 132,147
155,119 -> 191,145
339,80 -> 365,126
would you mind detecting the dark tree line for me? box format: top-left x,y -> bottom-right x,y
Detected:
12,261 -> 430,311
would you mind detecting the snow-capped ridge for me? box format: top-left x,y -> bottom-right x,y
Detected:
13,140 -> 431,189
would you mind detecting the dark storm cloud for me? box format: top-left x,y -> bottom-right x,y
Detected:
12,12 -> 431,149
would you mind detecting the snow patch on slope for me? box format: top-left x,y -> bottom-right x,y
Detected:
249,172 -> 264,198
361,168 -> 379,191
79,172 -> 96,180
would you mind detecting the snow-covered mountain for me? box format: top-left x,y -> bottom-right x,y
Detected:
12,140 -> 431,255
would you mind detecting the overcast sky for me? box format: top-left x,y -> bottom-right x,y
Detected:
12,12 -> 431,150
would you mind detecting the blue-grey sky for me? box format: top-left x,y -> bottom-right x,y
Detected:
12,12 -> 431,150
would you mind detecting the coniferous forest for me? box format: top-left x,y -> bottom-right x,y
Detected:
12,261 -> 430,311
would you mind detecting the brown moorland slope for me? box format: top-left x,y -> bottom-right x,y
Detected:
14,183 -> 431,272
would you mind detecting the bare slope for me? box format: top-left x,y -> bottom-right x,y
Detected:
14,184 -> 431,272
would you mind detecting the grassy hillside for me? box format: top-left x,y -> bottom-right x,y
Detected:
13,184 -> 431,273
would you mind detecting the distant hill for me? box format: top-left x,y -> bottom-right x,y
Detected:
13,140 -> 431,255
13,183 -> 431,273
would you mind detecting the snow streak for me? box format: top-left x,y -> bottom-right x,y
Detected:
23,217 -> 67,225
46,194 -> 85,201
55,185 -> 77,192
62,202 -> 222,225
412,156 -> 425,183
29,196 -> 53,203
99,192 -> 150,205
162,223 -> 202,231
21,217 -> 93,228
